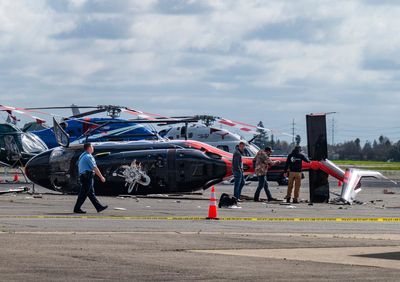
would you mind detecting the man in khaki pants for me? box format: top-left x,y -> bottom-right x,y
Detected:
283,146 -> 310,203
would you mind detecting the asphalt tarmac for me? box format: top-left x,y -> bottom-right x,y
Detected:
0,178 -> 399,281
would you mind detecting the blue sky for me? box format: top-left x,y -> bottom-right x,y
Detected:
1,0 -> 400,144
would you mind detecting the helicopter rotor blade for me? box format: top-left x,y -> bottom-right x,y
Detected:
25,106 -> 98,110
69,108 -> 108,119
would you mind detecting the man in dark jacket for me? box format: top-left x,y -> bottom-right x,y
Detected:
283,146 -> 310,203
232,142 -> 245,201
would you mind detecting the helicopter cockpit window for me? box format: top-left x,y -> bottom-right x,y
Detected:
243,147 -> 253,157
217,145 -> 229,152
0,124 -> 15,134
245,145 -> 259,157
21,133 -> 48,154
49,147 -> 75,172
180,126 -> 187,136
4,135 -> 21,161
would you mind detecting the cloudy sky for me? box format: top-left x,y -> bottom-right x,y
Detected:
1,0 -> 400,144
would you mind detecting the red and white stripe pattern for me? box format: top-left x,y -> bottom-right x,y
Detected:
216,117 -> 293,137
122,108 -> 167,121
216,117 -> 274,135
0,105 -> 46,124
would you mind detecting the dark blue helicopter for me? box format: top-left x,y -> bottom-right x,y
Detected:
22,105 -> 159,148
31,118 -> 161,149
23,105 -> 196,149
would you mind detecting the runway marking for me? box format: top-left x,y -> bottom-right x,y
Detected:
0,215 -> 400,222
0,232 -> 399,241
192,246 -> 400,270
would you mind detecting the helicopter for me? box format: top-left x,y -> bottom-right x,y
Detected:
24,116 -> 347,197
24,105 -> 161,148
23,105 -> 201,149
0,107 -> 48,167
0,122 -> 48,166
25,117 -> 259,195
159,123 -> 289,185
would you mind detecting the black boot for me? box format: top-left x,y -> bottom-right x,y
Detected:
74,209 -> 86,214
97,205 -> 108,213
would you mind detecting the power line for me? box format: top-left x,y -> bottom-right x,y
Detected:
331,116 -> 335,145
292,118 -> 295,144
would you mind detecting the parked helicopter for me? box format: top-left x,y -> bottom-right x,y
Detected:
159,123 -> 259,156
159,123 -> 289,185
0,122 -> 48,167
25,105 -> 164,148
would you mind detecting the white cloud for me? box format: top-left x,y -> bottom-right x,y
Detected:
1,0 -> 400,143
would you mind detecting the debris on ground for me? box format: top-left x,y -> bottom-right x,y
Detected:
116,195 -> 137,199
226,205 -> 242,209
383,189 -> 396,195
113,207 -> 127,211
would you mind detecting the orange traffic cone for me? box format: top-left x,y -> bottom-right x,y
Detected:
13,172 -> 19,182
206,186 -> 219,220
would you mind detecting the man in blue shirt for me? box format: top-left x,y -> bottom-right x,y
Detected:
73,143 -> 108,214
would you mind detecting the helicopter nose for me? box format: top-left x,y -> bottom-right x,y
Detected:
25,150 -> 52,188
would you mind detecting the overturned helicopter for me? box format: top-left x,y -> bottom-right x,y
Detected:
25,114 -> 395,202
25,118 -> 257,195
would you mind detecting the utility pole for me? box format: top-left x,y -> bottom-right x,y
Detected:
332,117 -> 335,145
292,118 -> 295,144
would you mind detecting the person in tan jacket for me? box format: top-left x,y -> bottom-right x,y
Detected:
254,147 -> 280,202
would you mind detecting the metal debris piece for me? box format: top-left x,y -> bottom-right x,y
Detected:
383,189 -> 395,195
340,168 -> 397,204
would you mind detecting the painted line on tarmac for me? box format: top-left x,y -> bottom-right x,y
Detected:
0,215 -> 399,222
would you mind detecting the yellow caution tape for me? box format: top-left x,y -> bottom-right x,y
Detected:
0,215 -> 399,222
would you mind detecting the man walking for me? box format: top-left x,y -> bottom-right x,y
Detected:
283,146 -> 310,203
74,143 -> 108,214
232,141 -> 246,201
254,147 -> 280,202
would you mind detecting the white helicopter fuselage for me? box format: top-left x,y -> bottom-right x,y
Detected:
159,124 -> 259,157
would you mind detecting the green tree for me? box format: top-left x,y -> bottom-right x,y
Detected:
253,121 -> 269,149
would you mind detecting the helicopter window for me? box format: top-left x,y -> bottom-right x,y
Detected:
180,126 -> 187,136
243,147 -> 252,157
0,124 -> 15,134
245,145 -> 259,157
21,133 -> 47,153
217,145 -> 230,152
49,147 -> 75,172
4,135 -> 21,161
